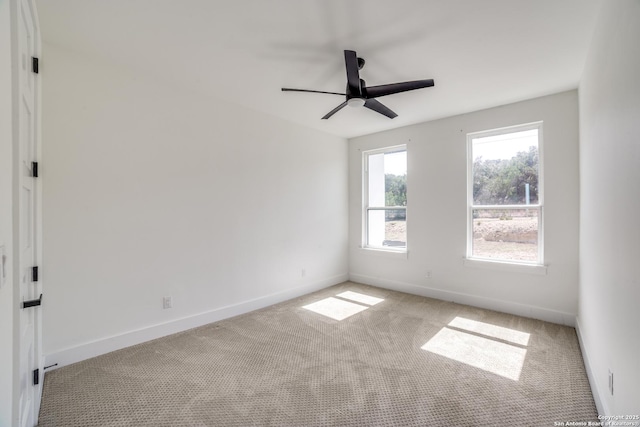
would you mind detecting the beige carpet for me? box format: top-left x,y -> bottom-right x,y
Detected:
38,282 -> 597,426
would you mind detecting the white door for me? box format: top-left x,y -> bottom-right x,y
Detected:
15,0 -> 42,425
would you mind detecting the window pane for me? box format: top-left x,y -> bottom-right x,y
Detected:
472,208 -> 538,262
367,209 -> 406,248
472,129 -> 539,205
368,151 -> 406,208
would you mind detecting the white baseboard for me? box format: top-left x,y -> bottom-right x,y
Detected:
349,273 -> 576,326
45,273 -> 348,370
575,316 -> 608,415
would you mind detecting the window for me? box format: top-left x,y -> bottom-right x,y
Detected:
363,146 -> 407,251
467,123 -> 543,264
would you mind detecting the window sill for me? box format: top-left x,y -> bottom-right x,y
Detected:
463,257 -> 547,275
358,247 -> 408,259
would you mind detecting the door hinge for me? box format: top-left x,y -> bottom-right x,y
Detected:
23,294 -> 42,309
32,161 -> 38,178
32,57 -> 39,74
33,368 -> 39,385
32,266 -> 39,282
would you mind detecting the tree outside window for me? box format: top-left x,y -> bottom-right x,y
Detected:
468,124 -> 543,264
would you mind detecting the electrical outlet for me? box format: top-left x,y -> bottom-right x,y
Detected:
163,296 -> 173,309
426,270 -> 432,279
608,370 -> 614,395
301,268 -> 306,278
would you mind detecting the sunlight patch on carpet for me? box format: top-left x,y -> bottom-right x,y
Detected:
302,297 -> 369,320
448,317 -> 530,346
421,327 -> 527,381
336,291 -> 384,306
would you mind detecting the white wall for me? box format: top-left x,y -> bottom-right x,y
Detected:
0,1 -> 15,424
578,0 -> 640,415
349,91 -> 580,324
42,44 -> 348,367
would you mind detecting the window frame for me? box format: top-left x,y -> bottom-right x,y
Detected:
362,144 -> 407,253
466,122 -> 544,266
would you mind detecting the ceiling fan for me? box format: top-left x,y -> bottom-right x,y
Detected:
282,50 -> 435,120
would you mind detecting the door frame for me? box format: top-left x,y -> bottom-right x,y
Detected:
11,0 -> 43,424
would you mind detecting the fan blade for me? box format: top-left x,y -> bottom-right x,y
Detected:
365,79 -> 434,98
321,101 -> 348,120
282,88 -> 346,96
344,50 -> 361,96
364,99 -> 397,119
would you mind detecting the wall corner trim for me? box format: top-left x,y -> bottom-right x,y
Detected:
575,316 -> 608,416
44,273 -> 348,370
348,273 -> 576,326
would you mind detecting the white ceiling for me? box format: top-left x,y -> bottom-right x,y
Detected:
35,0 -> 603,139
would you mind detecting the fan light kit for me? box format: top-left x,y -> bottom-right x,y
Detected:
347,98 -> 366,108
282,50 -> 435,120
